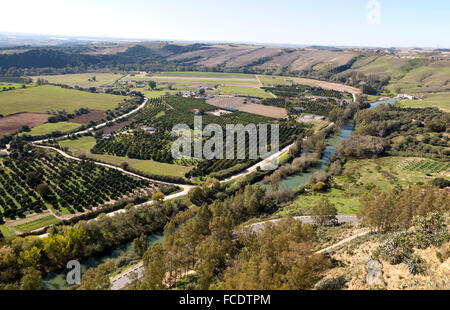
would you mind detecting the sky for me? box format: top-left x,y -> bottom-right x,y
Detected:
1,0 -> 450,48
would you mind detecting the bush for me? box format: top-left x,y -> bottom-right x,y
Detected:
374,232 -> 414,265
413,212 -> 448,249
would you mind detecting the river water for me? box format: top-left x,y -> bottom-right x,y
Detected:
41,98 -> 396,290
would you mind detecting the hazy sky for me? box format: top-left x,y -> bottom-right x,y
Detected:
1,0 -> 450,47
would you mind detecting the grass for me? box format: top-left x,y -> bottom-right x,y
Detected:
33,73 -> 123,88
0,85 -> 127,116
13,215 -> 60,232
20,122 -> 82,137
132,77 -> 260,85
215,86 -> 274,98
396,92 -> 450,112
158,71 -> 256,79
0,224 -> 15,238
58,136 -> 192,178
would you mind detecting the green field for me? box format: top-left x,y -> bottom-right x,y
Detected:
33,73 -> 123,88
13,215 -> 60,233
279,156 -> 448,216
396,92 -> 450,112
215,85 -> 274,98
58,136 -> 192,178
0,85 -> 127,115
21,122 -> 82,137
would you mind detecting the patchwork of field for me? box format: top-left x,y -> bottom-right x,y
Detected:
58,136 -> 192,178
20,122 -> 81,137
206,96 -> 286,118
397,92 -> 450,112
33,73 -> 123,88
0,85 -> 127,115
0,113 -> 49,136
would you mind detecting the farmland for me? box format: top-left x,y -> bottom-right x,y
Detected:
58,136 -> 192,178
0,148 -> 153,218
278,156 -> 449,216
0,113 -> 49,136
396,92 -> 450,112
20,122 -> 81,137
215,85 -> 273,98
33,73 -> 123,88
0,85 -> 127,116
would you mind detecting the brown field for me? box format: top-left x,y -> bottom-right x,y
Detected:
166,48 -> 223,61
291,77 -> 362,94
0,113 -> 49,136
225,47 -> 283,68
290,49 -> 357,71
207,96 -> 287,119
237,103 -> 287,119
197,47 -> 259,66
257,50 -> 305,69
71,110 -> 106,124
99,120 -> 132,134
207,96 -> 246,109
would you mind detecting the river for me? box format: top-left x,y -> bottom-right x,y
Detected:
42,232 -> 164,290
41,98 -> 396,290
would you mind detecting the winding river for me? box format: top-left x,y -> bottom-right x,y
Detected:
42,98 -> 396,290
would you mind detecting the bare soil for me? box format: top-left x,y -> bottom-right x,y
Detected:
0,113 -> 49,136
71,110 -> 106,124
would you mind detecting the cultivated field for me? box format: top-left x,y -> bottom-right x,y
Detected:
71,110 -> 106,123
58,136 -> 192,178
20,122 -> 81,137
290,77 -> 361,94
0,85 -> 127,115
396,92 -> 450,112
278,156 -> 448,216
0,113 -> 49,136
207,96 -> 287,118
33,73 -> 123,88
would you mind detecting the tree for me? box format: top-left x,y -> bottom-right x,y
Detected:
151,192 -> 165,202
18,246 -> 41,268
311,198 -> 337,226
20,268 -> 42,290
149,81 -> 157,90
133,233 -> 148,257
140,243 -> 167,290
188,187 -> 205,206
36,183 -> 51,200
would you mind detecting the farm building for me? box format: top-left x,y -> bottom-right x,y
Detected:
101,133 -> 113,140
188,109 -> 201,115
396,94 -> 416,100
141,126 -> 156,135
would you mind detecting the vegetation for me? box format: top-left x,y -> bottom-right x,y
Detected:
0,145 -> 152,218
0,85 -> 127,116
